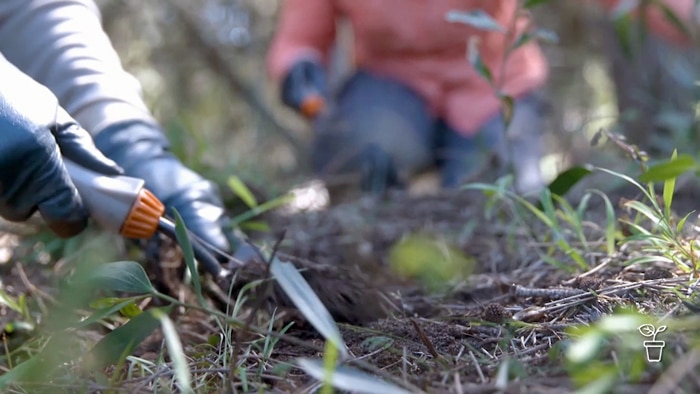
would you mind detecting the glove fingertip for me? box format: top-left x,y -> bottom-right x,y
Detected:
46,217 -> 89,238
37,188 -> 90,238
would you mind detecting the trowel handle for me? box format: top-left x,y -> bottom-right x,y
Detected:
64,160 -> 165,239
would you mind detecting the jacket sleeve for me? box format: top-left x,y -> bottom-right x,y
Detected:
0,0 -> 156,135
266,0 -> 338,81
598,0 -> 698,45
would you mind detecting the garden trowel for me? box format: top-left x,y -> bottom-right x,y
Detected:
64,160 -> 388,324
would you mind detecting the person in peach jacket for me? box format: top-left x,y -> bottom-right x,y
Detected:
267,0 -> 697,195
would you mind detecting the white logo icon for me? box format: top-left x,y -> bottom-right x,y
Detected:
638,323 -> 667,362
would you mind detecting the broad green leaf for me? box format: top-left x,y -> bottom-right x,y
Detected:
228,176 -> 258,208
269,257 -> 347,357
153,309 -> 192,394
639,154 -> 697,183
297,358 -> 410,394
445,9 -> 504,32
86,307 -> 170,369
547,166 -> 593,197
73,261 -> 155,294
172,209 -> 205,307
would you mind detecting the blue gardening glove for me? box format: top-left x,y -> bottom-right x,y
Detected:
0,69 -> 123,238
281,59 -> 328,119
93,121 -> 235,257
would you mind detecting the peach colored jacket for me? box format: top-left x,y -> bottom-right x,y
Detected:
267,0 -> 697,137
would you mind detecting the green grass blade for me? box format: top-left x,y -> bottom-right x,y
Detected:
297,358 -> 411,394
587,190 -> 618,256
172,209 -> 205,307
228,175 -> 258,208
153,309 -> 192,394
269,257 -> 347,357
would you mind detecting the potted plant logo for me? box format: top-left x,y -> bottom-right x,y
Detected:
638,323 -> 667,362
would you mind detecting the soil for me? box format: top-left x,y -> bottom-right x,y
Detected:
2,179 -> 700,393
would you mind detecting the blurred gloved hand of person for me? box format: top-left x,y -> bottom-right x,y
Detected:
281,59 -> 328,119
0,63 -> 123,238
93,121 -> 235,257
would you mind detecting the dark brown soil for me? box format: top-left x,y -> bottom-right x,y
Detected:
2,179 -> 700,393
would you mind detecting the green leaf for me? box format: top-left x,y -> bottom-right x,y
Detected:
445,9 -> 504,32
73,261 -> 155,294
0,289 -> 22,314
656,2 -> 691,38
153,309 -> 192,393
269,257 -> 347,357
230,193 -> 294,227
662,150 -> 679,219
573,372 -> 617,394
533,28 -> 559,44
523,0 -> 556,8
172,209 -> 205,307
566,330 -> 606,365
498,93 -> 514,129
588,190 -> 617,256
74,298 -> 142,329
360,336 -> 394,351
467,37 -> 493,84
389,234 -> 475,290
547,166 -> 593,197
239,220 -> 270,232
86,306 -> 171,369
119,302 -> 143,318
677,210 -> 695,234
227,176 -> 258,208
297,358 -> 410,394
0,333 -> 79,388
639,154 -> 698,183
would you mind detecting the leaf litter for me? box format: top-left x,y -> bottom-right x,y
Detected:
2,184 -> 700,392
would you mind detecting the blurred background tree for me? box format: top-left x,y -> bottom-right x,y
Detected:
93,0 -> 699,197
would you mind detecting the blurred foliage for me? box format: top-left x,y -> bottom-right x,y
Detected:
93,0 -> 699,197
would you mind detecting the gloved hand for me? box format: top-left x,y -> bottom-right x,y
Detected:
0,72 -> 123,238
281,59 -> 328,119
93,121 -> 235,258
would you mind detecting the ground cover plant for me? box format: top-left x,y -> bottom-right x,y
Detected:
1,1 -> 700,393
2,132 -> 700,393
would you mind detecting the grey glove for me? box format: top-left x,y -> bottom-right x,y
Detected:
93,121 -> 236,258
0,66 -> 123,237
